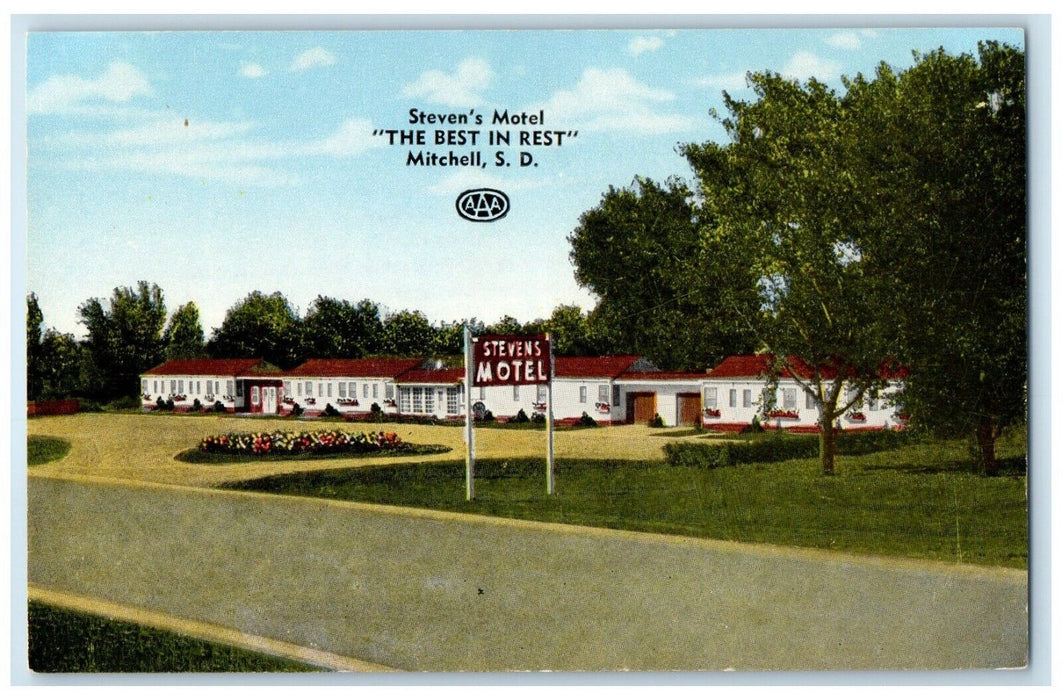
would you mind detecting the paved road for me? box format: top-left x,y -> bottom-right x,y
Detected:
28,475 -> 1027,672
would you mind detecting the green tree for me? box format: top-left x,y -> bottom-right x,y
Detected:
380,310 -> 437,357
683,74 -> 898,475
77,282 -> 167,401
38,329 -> 91,400
163,302 -> 206,360
569,176 -> 759,370
844,42 -> 1026,473
543,304 -> 597,357
301,296 -> 384,359
27,293 -> 45,400
207,291 -> 302,369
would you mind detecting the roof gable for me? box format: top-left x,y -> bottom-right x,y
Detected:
554,355 -> 642,379
706,354 -> 908,381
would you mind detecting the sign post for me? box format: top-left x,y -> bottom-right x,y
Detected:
463,325 -> 475,501
470,332 -> 555,495
546,332 -> 556,495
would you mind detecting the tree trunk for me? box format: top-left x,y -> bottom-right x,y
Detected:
976,416 -> 998,476
819,413 -> 837,476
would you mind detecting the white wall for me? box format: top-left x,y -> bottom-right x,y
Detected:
141,374 -> 245,410
282,376 -> 400,414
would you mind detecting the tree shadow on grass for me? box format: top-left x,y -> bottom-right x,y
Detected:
862,455 -> 1026,477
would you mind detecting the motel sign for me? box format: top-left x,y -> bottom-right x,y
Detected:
471,334 -> 551,386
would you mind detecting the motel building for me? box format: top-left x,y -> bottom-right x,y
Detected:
699,354 -> 908,432
140,353 -> 906,431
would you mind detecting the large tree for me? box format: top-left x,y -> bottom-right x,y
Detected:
683,74 -> 895,475
843,42 -> 1026,473
569,177 -> 759,370
380,310 -> 437,357
163,302 -> 206,360
27,293 -> 45,400
207,291 -> 302,369
77,281 -> 167,401
300,296 -> 385,359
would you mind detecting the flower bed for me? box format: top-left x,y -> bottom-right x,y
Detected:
199,429 -> 404,457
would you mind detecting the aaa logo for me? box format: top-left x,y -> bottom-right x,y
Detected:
456,188 -> 510,222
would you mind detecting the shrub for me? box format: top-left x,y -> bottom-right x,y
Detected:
192,398 -> 203,412
156,396 -> 167,411
578,412 -> 598,427
369,402 -> 383,422
476,410 -> 495,424
531,411 -> 546,424
290,403 -> 304,417
740,415 -> 764,434
322,403 -> 341,418
664,434 -> 819,468
513,408 -> 530,423
213,400 -> 226,413
649,413 -> 665,428
106,395 -> 142,411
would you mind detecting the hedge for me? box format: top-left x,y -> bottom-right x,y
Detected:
664,430 -> 915,468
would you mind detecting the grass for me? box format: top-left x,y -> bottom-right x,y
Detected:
221,434 -> 1028,569
27,436 -> 72,466
27,601 -> 322,673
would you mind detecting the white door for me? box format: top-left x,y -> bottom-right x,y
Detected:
264,386 -> 277,414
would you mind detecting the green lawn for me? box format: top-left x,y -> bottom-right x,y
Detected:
222,435 -> 1027,569
27,436 -> 71,466
27,602 -> 322,673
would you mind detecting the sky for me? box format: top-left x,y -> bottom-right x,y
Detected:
25,26 -> 1025,338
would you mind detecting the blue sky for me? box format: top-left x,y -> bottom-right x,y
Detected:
26,26 -> 1024,338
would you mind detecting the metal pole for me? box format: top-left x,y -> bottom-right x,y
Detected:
546,332 -> 556,495
464,325 -> 475,501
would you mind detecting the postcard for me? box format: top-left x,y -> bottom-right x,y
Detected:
21,22 -> 1030,676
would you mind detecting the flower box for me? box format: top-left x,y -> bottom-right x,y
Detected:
848,412 -> 867,422
768,410 -> 799,420
703,408 -> 721,418
532,402 -> 547,411
595,402 -> 610,413
338,398 -> 359,407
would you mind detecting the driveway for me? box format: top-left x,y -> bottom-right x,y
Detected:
28,474 -> 1028,672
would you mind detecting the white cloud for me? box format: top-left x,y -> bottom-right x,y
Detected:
48,117 -> 258,148
302,118 -> 379,157
825,31 -> 862,50
628,35 -> 664,56
403,58 -> 494,108
426,168 -> 543,196
781,51 -> 842,82
535,67 -> 695,134
693,70 -> 751,93
239,61 -> 268,79
289,47 -> 337,72
28,61 -> 153,114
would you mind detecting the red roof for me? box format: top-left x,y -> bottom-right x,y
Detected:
554,355 -> 641,379
707,354 -> 908,381
287,358 -> 424,378
397,368 -> 465,385
142,358 -> 273,377
618,371 -> 708,381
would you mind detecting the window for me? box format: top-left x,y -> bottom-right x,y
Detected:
537,385 -> 547,403
283,381 -> 291,396
362,383 -> 368,398
327,383 -> 333,398
227,380 -> 234,396
338,382 -> 346,398
612,385 -> 621,406
579,386 -> 587,403
806,390 -> 816,409
196,381 -> 201,395
170,380 -> 176,393
153,380 -> 158,393
236,382 -> 243,397
598,384 -> 609,403
142,379 -> 148,392
348,382 -> 357,398
305,382 -> 313,397
742,389 -> 752,408
178,380 -> 184,393
513,385 -> 520,401
703,387 -> 718,409
729,389 -> 737,407
447,387 -> 460,414
869,395 -> 879,410
424,388 -> 435,414
783,388 -> 797,410
373,383 -> 379,399
399,387 -> 412,412
385,383 -> 395,399
251,386 -> 260,404
846,387 -> 861,407
412,387 -> 424,413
